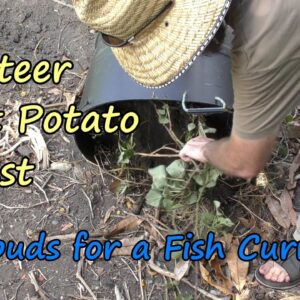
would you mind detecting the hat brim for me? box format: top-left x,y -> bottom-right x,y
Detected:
112,0 -> 232,88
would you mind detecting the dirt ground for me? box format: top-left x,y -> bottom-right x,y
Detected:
0,1 -> 300,300
0,0 -> 136,299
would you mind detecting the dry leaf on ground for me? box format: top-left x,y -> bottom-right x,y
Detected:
226,238 -> 249,292
279,189 -> 297,226
91,237 -> 146,263
60,223 -> 74,232
109,179 -> 125,194
200,262 -> 233,296
260,221 -> 276,241
201,237 -> 249,296
102,206 -> 116,224
174,259 -> 191,281
289,150 -> 300,188
51,162 -> 72,172
266,196 -> 291,229
48,88 -> 62,96
235,289 -> 250,300
148,259 -> 178,281
238,217 -> 256,230
220,233 -> 234,251
210,257 -> 233,291
27,125 -> 49,169
102,246 -> 134,258
119,237 -> 145,248
104,216 -> 143,238
148,249 -> 190,281
143,223 -> 165,249
88,237 -> 145,264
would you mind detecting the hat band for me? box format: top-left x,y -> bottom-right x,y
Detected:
101,1 -> 173,48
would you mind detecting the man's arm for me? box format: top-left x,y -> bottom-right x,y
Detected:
179,130 -> 277,179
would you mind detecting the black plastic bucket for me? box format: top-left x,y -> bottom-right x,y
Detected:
75,32 -> 234,163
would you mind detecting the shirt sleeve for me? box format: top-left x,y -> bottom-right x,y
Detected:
232,59 -> 300,140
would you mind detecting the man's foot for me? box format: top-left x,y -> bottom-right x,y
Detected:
259,261 -> 290,283
255,250 -> 300,290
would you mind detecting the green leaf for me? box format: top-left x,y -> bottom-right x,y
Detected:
157,104 -> 170,125
285,115 -> 294,124
193,173 -> 205,186
118,148 -> 134,164
186,192 -> 198,205
146,189 -> 162,208
193,168 -> 221,188
167,179 -> 185,191
162,198 -> 175,210
187,123 -> 196,132
118,153 -> 129,164
158,108 -> 166,115
158,115 -> 170,125
166,160 -> 186,179
171,204 -> 184,209
201,212 -> 216,226
215,217 -> 235,228
194,175 -> 203,186
148,165 -> 167,190
207,169 -> 222,188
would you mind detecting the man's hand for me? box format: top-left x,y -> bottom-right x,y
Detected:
179,136 -> 214,163
179,130 -> 277,179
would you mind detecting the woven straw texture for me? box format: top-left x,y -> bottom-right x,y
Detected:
74,0 -> 230,87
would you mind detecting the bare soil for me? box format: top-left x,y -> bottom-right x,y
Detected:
0,1 -> 140,299
0,1 -> 300,300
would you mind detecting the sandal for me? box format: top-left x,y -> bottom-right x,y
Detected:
255,249 -> 300,290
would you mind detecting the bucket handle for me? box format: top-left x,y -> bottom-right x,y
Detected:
182,92 -> 227,114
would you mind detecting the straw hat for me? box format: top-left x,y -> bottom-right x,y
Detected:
74,0 -> 232,88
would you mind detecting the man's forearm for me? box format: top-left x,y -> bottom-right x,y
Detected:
203,137 -> 263,179
203,138 -> 244,177
180,132 -> 276,179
